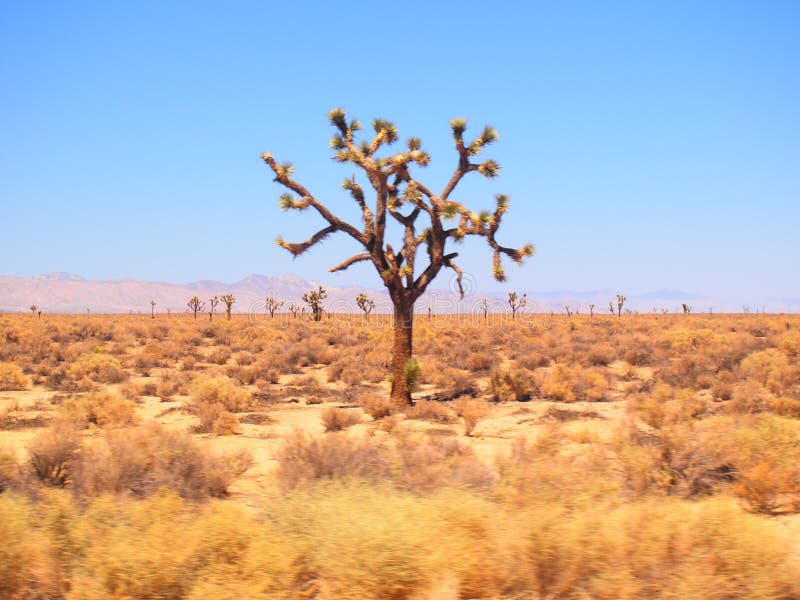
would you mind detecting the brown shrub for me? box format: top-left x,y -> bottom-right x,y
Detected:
67,351 -> 127,384
57,391 -> 139,429
276,432 -> 389,490
489,368 -> 533,402
211,411 -> 240,436
586,343 -> 616,366
188,375 -> 250,412
454,397 -> 489,436
393,434 -> 494,494
0,448 -> 20,493
29,423 -> 81,487
406,399 -> 457,423
322,407 -> 363,432
0,362 -> 30,390
73,422 -> 252,499
357,393 -> 393,420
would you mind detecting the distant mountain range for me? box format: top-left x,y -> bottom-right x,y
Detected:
0,273 -> 797,314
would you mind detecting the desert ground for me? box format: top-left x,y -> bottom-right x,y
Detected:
2,310 -> 800,598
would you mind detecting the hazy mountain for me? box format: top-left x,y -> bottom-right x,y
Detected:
0,273 -> 379,315
0,273 -> 796,314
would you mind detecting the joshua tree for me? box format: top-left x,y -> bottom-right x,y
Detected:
221,294 -> 236,320
479,297 -> 489,321
356,293 -> 376,320
208,296 -> 220,322
616,294 -> 626,317
263,109 -> 532,405
30,304 -> 38,317
187,296 -> 204,320
302,286 -> 327,322
150,300 -> 156,319
288,303 -> 300,319
265,294 -> 285,318
564,305 -> 572,317
589,303 -> 595,317
608,301 -> 615,315
682,303 -> 692,315
508,292 -> 527,320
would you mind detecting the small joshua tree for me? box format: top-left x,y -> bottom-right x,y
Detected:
564,305 -> 572,317
508,292 -> 527,320
265,294 -> 285,318
616,294 -> 626,318
608,301 -> 615,315
30,304 -> 38,317
302,286 -> 327,322
187,296 -> 204,320
682,303 -> 692,315
264,109 -> 532,405
479,297 -> 489,321
589,303 -> 595,317
356,293 -> 375,320
150,300 -> 156,319
288,303 -> 300,319
208,296 -> 220,322
221,294 -> 236,320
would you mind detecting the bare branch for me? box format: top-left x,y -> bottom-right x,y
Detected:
329,252 -> 372,273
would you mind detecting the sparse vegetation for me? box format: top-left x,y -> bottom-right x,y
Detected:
0,311 -> 798,596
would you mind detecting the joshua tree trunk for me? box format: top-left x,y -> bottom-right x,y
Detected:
390,299 -> 414,407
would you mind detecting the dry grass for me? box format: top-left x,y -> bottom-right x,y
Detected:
0,312 -> 799,596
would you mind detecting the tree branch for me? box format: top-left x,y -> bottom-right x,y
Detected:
329,252 -> 372,273
277,225 -> 338,257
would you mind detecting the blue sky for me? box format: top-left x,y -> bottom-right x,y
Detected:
1,1 -> 798,301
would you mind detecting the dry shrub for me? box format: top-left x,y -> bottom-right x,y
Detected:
515,351 -> 549,371
211,411 -> 240,436
769,396 -> 800,418
29,423 -> 82,487
188,375 -> 250,411
540,364 -> 610,403
393,433 -> 494,494
357,393 -> 393,420
540,406 -> 602,423
454,397 -> 489,436
0,448 -> 20,493
67,351 -> 127,384
586,342 -> 616,365
207,346 -> 232,365
0,362 -> 30,390
780,332 -> 800,357
51,492 -> 295,598
727,380 -> 773,414
276,432 -> 389,490
74,422 -> 252,499
405,399 -> 456,423
712,370 -> 735,401
739,348 -> 789,385
0,495 -> 61,599
489,368 -> 533,402
517,495 -> 800,598
321,407 -> 363,432
465,351 -> 496,372
723,414 -> 800,513
438,368 -> 482,400
624,344 -> 652,366
57,391 -> 138,429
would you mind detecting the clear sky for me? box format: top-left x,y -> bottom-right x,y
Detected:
1,1 -> 798,301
